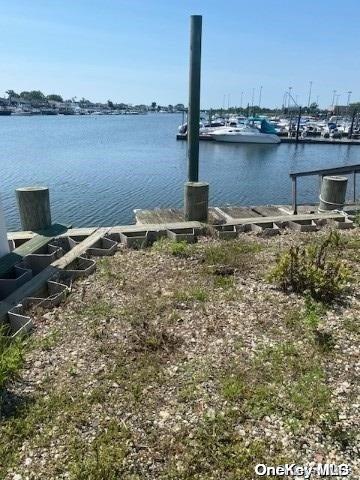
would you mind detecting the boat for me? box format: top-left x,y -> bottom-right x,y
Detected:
0,107 -> 11,116
12,108 -> 32,116
211,119 -> 281,144
40,109 -> 58,115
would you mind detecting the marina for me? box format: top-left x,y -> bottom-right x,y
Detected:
177,132 -> 360,145
1,113 -> 360,231
1,5 -> 360,478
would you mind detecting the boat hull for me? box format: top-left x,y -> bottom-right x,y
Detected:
212,133 -> 281,144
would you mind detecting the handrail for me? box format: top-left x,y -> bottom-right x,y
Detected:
289,164 -> 360,214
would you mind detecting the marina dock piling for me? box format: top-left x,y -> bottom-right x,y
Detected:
184,182 -> 209,222
296,107 -> 302,142
185,15 -> 209,221
16,186 -> 52,231
319,176 -> 348,212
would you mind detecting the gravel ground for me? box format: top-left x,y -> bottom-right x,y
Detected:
1,227 -> 359,479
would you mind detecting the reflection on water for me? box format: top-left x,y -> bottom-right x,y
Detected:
0,114 -> 357,229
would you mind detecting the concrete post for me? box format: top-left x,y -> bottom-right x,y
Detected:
16,186 -> 52,231
0,195 -> 10,258
184,182 -> 209,221
184,15 -> 209,222
319,176 -> 348,212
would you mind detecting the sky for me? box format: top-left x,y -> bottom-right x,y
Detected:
0,0 -> 359,108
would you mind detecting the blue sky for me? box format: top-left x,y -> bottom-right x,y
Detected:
0,0 -> 359,108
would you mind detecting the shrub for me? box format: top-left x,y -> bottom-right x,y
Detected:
268,231 -> 351,302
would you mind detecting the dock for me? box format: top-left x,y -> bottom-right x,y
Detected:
134,203 -> 359,226
176,133 -> 360,145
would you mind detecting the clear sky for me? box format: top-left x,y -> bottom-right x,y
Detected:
0,0 -> 359,108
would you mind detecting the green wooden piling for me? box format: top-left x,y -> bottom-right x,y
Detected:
187,15 -> 202,182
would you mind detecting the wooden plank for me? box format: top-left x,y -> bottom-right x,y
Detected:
134,208 -> 184,225
252,205 -> 287,217
52,228 -> 109,269
217,206 -> 262,219
7,231 -> 36,241
208,207 -> 227,225
63,227 -> 97,238
228,212 -> 345,225
110,222 -> 203,234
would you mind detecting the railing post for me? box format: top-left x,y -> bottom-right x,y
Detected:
292,176 -> 297,214
0,194 -> 10,258
353,171 -> 356,203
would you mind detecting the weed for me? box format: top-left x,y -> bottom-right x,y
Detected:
303,297 -> 326,329
343,317 -> 359,335
68,420 -> 130,480
203,240 -> 262,273
152,238 -> 194,258
175,287 -> 208,303
164,411 -> 288,479
0,326 -> 25,402
268,231 -> 351,303
220,342 -> 334,428
213,275 -> 235,289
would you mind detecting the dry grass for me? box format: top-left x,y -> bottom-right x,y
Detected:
0,229 -> 359,479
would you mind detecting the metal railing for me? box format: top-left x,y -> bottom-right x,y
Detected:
289,164 -> 360,214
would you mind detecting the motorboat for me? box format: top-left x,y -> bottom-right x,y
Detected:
12,108 -> 32,116
211,119 -> 281,144
0,107 -> 11,116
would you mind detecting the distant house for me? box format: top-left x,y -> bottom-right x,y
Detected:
333,105 -> 349,115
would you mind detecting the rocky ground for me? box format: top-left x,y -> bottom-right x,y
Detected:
0,227 -> 359,479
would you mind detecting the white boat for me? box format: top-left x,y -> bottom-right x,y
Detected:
12,108 -> 32,116
211,123 -> 281,144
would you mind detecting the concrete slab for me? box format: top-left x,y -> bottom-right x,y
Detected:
213,224 -> 238,240
167,228 -> 196,243
250,222 -> 281,237
287,220 -> 318,232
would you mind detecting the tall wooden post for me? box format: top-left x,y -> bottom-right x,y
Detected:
187,15 -> 202,182
0,195 -> 10,258
184,15 -> 209,222
348,109 -> 357,139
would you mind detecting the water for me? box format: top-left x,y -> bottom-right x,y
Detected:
0,113 -> 358,230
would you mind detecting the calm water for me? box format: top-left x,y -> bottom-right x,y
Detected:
0,113 -> 358,230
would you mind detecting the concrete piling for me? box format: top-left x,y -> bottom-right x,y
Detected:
16,186 -> 52,231
319,176 -> 348,212
184,181 -> 209,222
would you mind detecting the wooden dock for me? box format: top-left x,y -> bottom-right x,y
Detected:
134,204 -> 359,226
176,134 -> 360,145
